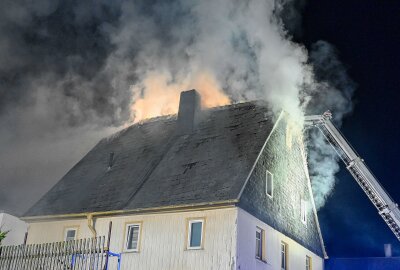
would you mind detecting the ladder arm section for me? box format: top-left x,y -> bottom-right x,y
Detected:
305,112 -> 400,241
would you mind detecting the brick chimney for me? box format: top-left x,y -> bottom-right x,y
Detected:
177,89 -> 201,134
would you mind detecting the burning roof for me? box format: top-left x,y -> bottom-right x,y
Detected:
25,90 -> 275,217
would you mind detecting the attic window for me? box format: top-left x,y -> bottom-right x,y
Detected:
265,170 -> 273,198
301,199 -> 307,224
108,152 -> 115,170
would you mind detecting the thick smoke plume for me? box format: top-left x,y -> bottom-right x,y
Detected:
306,41 -> 356,209
0,0 -> 353,214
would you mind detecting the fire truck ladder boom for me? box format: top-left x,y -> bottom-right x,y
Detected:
305,111 -> 400,241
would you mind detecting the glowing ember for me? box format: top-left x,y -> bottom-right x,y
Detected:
130,71 -> 230,122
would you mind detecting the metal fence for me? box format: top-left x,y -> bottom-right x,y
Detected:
0,236 -> 108,270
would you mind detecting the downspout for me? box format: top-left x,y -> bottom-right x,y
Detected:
87,213 -> 97,238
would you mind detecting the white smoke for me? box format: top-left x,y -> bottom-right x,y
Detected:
305,41 -> 355,209
0,0 -> 355,214
106,0 -> 312,120
105,1 -> 355,208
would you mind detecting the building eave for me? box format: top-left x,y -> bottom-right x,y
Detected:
21,199 -> 238,222
299,136 -> 329,259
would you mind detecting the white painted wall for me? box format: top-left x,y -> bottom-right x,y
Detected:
27,217 -> 90,244
236,208 -> 323,270
26,207 -> 324,270
27,207 -> 238,270
0,212 -> 28,246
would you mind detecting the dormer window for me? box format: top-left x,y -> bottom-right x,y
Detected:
265,170 -> 273,198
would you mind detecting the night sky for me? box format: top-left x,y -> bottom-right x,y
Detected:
1,0 -> 400,259
302,0 -> 400,257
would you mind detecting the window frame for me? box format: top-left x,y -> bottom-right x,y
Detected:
265,170 -> 273,198
124,222 -> 142,252
63,227 -> 78,242
301,199 -> 307,225
255,227 -> 265,261
187,219 -> 205,250
281,241 -> 288,270
306,255 -> 312,270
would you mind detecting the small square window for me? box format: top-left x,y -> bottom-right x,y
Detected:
281,242 -> 288,270
306,255 -> 312,270
64,228 -> 77,241
265,170 -> 273,198
125,223 -> 141,252
255,227 -> 264,260
187,219 -> 204,249
301,199 -> 307,224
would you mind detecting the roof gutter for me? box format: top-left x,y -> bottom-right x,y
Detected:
21,200 -> 238,222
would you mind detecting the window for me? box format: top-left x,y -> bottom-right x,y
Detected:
265,170 -> 273,198
187,219 -> 204,249
301,199 -> 307,224
306,256 -> 312,270
255,227 -> 264,260
125,223 -> 141,252
64,228 -> 77,241
281,242 -> 288,270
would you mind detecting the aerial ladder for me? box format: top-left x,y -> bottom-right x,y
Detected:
305,111 -> 400,241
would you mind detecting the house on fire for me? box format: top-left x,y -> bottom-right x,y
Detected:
22,90 -> 327,270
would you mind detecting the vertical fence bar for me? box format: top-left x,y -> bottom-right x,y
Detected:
8,246 -> 14,270
76,238 -> 82,270
81,238 -> 87,269
14,245 -> 22,270
103,222 -> 112,270
55,242 -> 62,270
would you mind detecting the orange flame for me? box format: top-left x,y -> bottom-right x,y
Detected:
131,71 -> 230,122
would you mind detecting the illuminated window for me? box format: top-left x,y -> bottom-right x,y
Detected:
306,255 -> 312,270
187,219 -> 204,249
255,227 -> 264,260
64,228 -> 77,241
281,242 -> 288,270
265,170 -> 273,198
125,223 -> 141,252
301,199 -> 307,224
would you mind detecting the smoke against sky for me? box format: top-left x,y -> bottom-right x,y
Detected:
0,0 -> 354,214
306,41 -> 356,209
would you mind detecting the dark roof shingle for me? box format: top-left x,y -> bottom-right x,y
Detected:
25,101 -> 275,217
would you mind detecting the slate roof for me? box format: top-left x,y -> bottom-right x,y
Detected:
25,101 -> 275,217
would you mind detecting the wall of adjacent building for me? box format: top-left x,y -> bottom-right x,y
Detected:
27,207 -> 238,270
0,212 -> 28,246
236,208 -> 323,270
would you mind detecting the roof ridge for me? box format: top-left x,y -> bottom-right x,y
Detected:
126,100 -> 267,128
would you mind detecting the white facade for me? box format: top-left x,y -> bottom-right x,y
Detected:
236,208 -> 323,270
26,207 -> 323,270
0,212 -> 28,246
